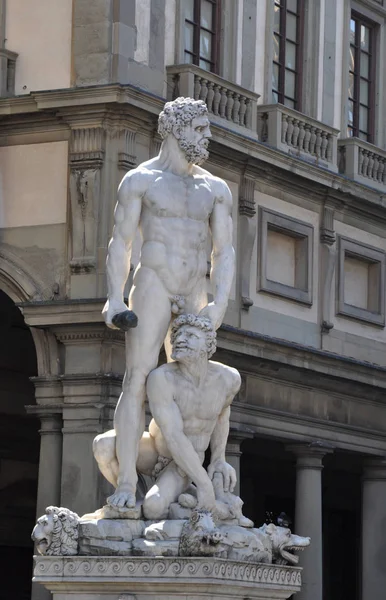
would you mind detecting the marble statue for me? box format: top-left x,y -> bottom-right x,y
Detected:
32,100 -> 311,600
94,314 -> 243,520
102,96 -> 235,510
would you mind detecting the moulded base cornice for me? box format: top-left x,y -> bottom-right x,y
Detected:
33,556 -> 302,599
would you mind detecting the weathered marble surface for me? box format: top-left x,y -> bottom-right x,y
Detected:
33,555 -> 302,600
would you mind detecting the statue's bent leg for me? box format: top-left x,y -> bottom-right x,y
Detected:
93,430 -> 119,488
143,461 -> 189,520
94,430 -> 159,489
108,268 -> 171,509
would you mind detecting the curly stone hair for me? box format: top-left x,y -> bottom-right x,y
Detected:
170,314 -> 217,359
45,506 -> 79,556
158,97 -> 208,140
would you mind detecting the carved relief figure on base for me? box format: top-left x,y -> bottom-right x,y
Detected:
94,314 -> 243,521
102,97 -> 236,511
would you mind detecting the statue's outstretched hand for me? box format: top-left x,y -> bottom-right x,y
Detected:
207,460 -> 237,494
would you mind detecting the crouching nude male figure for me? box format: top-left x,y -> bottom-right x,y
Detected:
94,314 -> 241,519
102,97 -> 235,509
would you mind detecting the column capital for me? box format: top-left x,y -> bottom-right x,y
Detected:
362,457 -> 386,482
26,405 -> 63,434
286,441 -> 334,469
226,426 -> 254,456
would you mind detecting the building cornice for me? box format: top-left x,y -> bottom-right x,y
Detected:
17,299 -> 386,392
0,83 -> 385,222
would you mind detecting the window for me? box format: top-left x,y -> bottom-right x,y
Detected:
337,237 -> 385,326
259,208 -> 314,305
272,0 -> 304,110
347,14 -> 375,142
184,0 -> 220,73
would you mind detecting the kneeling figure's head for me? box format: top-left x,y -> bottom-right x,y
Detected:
170,314 -> 216,362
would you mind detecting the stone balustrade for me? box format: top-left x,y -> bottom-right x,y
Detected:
338,138 -> 386,191
257,104 -> 339,172
167,65 -> 260,137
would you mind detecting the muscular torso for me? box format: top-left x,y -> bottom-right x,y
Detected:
149,362 -> 235,462
134,164 -> 218,296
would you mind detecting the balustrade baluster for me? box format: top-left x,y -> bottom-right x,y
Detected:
213,85 -> 221,115
239,96 -> 247,126
367,153 -> 375,179
286,117 -> 294,145
199,79 -> 208,103
298,122 -> 306,151
362,151 -> 370,177
304,124 -> 311,153
292,120 -> 300,148
281,114 -> 288,143
378,159 -> 385,183
372,156 -> 379,181
244,98 -> 252,128
219,88 -> 227,118
206,82 -> 215,113
315,129 -> 322,157
326,135 -> 333,162
309,127 -> 317,154
226,91 -> 234,121
233,94 -> 240,124
358,148 -> 364,175
320,132 -> 328,160
194,76 -> 201,100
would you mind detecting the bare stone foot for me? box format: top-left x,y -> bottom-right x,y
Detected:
107,487 -> 136,510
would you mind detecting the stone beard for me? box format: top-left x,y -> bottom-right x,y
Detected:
178,133 -> 209,165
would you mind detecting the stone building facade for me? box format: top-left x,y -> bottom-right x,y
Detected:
1,1 -> 386,599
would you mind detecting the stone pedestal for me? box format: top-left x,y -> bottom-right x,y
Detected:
361,458 -> 386,600
34,556 -> 302,599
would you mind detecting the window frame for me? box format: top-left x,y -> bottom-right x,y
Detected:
337,236 -> 385,326
348,11 -> 376,143
184,0 -> 221,74
258,207 -> 314,305
272,0 -> 305,111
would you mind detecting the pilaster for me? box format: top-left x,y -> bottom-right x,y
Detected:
68,119 -> 106,298
238,172 -> 257,310
320,204 -> 336,334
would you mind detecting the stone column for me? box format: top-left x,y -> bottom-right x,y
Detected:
27,378 -> 64,516
226,427 -> 254,497
27,380 -> 63,600
287,442 -> 333,600
361,458 -> 386,600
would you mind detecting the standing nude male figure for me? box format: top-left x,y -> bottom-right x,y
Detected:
102,97 -> 235,510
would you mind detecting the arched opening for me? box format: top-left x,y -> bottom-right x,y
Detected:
0,289 -> 40,600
